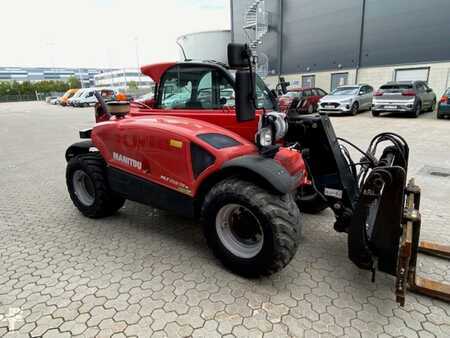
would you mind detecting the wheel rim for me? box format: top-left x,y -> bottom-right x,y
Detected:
72,170 -> 95,206
352,103 -> 358,115
215,204 -> 264,259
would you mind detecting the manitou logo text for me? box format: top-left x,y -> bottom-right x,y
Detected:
113,152 -> 142,170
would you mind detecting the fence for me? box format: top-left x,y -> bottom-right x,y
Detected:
0,92 -> 65,103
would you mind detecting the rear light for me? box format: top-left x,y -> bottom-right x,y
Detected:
440,95 -> 449,103
373,90 -> 383,96
402,89 -> 416,96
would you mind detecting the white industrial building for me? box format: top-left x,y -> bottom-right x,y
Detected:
94,69 -> 153,90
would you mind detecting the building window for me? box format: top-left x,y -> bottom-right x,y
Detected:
302,75 -> 315,88
331,72 -> 348,92
394,67 -> 429,83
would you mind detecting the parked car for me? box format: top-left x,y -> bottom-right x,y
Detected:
278,87 -> 327,114
45,96 -> 58,103
372,81 -> 436,117
72,88 -> 114,107
59,89 -> 79,106
319,84 -> 373,115
437,88 -> 450,119
67,89 -> 85,106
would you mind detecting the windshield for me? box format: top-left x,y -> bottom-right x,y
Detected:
283,91 -> 299,98
380,84 -> 413,92
72,90 -> 84,98
331,87 -> 359,95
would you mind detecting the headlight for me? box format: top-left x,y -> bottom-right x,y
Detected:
258,127 -> 273,147
340,99 -> 352,105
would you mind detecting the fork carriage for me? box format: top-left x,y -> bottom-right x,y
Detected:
286,113 -> 450,306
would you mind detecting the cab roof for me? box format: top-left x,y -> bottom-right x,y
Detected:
141,60 -> 229,84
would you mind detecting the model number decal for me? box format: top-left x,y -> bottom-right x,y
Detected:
324,187 -> 343,199
160,175 -> 192,196
113,152 -> 142,170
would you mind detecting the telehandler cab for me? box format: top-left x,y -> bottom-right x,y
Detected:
66,43 -> 450,306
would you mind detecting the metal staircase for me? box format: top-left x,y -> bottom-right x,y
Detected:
243,0 -> 269,49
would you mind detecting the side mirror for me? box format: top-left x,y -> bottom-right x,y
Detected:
278,77 -> 290,95
235,70 -> 256,122
359,90 -> 364,95
227,43 -> 251,69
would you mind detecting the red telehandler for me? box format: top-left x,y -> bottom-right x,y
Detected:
66,44 -> 450,306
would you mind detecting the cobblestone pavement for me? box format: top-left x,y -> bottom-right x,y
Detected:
0,102 -> 449,337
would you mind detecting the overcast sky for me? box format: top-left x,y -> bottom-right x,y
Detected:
1,0 -> 230,69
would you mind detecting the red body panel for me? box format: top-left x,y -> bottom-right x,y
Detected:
130,107 -> 260,143
92,115 -> 302,197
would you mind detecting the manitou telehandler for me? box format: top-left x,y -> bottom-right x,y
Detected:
66,43 -> 450,306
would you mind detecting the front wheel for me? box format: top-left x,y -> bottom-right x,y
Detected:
66,153 -> 125,218
350,102 -> 359,116
295,185 -> 328,214
412,102 -> 421,118
201,178 -> 301,276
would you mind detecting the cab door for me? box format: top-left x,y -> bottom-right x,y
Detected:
144,64 -> 260,143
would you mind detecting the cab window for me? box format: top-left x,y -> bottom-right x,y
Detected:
159,66 -> 222,109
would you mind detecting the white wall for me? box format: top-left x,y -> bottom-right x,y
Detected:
266,61 -> 450,97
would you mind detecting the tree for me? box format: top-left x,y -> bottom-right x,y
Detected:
127,81 -> 139,90
67,76 -> 81,89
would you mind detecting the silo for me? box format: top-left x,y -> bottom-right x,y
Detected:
176,30 -> 231,64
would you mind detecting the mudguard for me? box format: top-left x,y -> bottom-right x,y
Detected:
65,140 -> 95,162
222,155 -> 300,195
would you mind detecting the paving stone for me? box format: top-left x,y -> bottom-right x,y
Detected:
1,103 -> 449,338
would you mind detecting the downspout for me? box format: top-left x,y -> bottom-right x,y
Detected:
278,0 -> 284,79
355,0 -> 366,84
230,0 -> 234,43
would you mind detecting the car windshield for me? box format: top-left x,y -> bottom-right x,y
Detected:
72,90 -> 84,98
283,91 -> 299,98
380,84 -> 413,91
331,87 -> 359,95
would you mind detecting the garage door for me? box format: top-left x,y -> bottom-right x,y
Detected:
395,68 -> 429,82
331,73 -> 348,91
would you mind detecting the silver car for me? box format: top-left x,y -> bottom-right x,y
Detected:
372,81 -> 436,117
318,84 -> 373,115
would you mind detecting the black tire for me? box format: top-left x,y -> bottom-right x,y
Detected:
350,102 -> 359,116
201,178 -> 301,276
295,185 -> 328,214
412,101 -> 421,118
372,110 -> 380,117
66,153 -> 125,218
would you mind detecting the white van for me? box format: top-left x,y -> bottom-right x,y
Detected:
75,88 -> 117,107
67,89 -> 86,106
75,88 -> 99,107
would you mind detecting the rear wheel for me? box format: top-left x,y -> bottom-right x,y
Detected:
372,111 -> 380,117
201,178 -> 301,276
295,185 -> 328,214
350,102 -> 359,116
412,102 -> 421,118
66,153 -> 125,218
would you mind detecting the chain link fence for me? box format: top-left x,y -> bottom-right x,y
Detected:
0,92 -> 66,103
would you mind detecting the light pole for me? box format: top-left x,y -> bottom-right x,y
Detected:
134,36 -> 141,87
